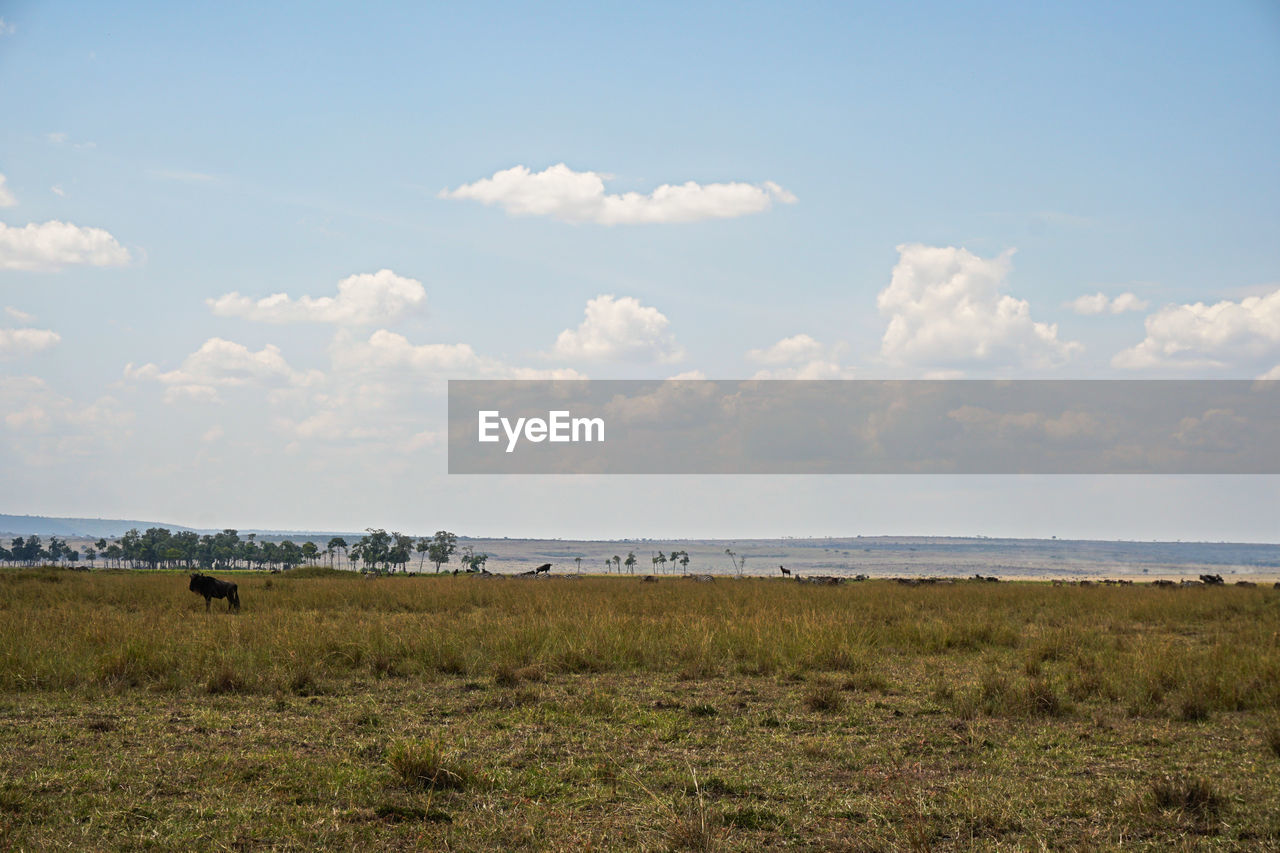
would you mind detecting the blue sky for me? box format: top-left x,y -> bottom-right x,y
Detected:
1,1 -> 1278,538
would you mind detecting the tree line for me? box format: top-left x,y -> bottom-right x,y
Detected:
0,528 -> 473,574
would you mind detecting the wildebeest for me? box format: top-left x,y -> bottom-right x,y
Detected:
189,573 -> 240,612
533,563 -> 552,575
1199,574 -> 1224,585
779,565 -> 791,577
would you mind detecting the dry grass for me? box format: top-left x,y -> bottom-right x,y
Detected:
1,566 -> 1278,849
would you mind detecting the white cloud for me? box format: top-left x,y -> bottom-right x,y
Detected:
274,330 -> 583,444
878,243 -> 1080,371
5,306 -> 35,324
0,174 -> 16,207
668,370 -> 707,380
440,163 -> 796,225
746,333 -> 825,366
333,329 -> 584,380
0,220 -> 131,271
202,425 -> 225,442
0,328 -> 61,357
1112,288 -> 1280,371
0,18 -> 14,36
1260,365 -> 1280,380
208,269 -> 426,325
125,337 -> 323,403
746,333 -> 855,378
0,375 -> 133,465
1068,291 -> 1149,315
552,295 -> 684,363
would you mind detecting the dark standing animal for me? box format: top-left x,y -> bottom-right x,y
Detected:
533,563 -> 552,575
190,573 -> 240,612
779,565 -> 791,577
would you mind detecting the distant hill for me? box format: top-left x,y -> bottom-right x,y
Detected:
0,514 -> 198,538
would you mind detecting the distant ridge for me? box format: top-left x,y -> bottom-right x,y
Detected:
0,514 -> 198,538
0,514 -> 367,540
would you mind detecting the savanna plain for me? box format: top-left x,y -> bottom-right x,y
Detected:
2,568 -> 1279,851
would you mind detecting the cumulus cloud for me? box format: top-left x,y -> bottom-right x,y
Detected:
440,163 -> 796,225
274,330 -> 583,444
0,174 -> 16,207
1068,292 -> 1149,315
552,295 -> 684,363
1112,288 -> 1280,371
746,333 -> 855,379
333,329 -> 584,380
878,243 -> 1080,372
0,220 -> 131,271
208,269 -> 426,325
0,327 -> 61,358
125,337 -> 323,403
0,375 -> 133,465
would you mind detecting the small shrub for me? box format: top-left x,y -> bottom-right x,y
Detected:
206,664 -> 247,695
1150,774 -> 1224,817
289,664 -> 319,696
1025,677 -> 1067,717
1178,693 -> 1211,722
492,663 -> 520,688
667,801 -> 722,852
804,682 -> 845,713
386,739 -> 471,791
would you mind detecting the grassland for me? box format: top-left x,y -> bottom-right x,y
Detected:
2,568 -> 1279,850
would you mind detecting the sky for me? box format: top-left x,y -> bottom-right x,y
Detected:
1,1 -> 1278,540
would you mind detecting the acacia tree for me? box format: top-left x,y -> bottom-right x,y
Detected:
327,537 -> 348,570
428,530 -> 457,573
624,552 -> 637,574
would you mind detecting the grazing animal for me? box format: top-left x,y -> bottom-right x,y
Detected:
1199,574 -> 1224,586
779,565 -> 791,577
189,573 -> 240,612
1181,579 -> 1203,586
533,563 -> 552,575
1234,580 -> 1257,588
1153,579 -> 1176,587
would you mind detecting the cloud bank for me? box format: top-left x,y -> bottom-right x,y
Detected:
208,269 -> 426,325
1113,288 -> 1280,374
553,295 -> 684,363
878,243 -> 1080,372
441,163 -> 796,225
747,333 -> 855,379
0,221 -> 131,271
0,328 -> 61,358
125,338 -> 323,403
1068,292 -> 1149,315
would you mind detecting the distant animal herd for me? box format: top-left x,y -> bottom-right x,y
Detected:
184,566 -> 1277,612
